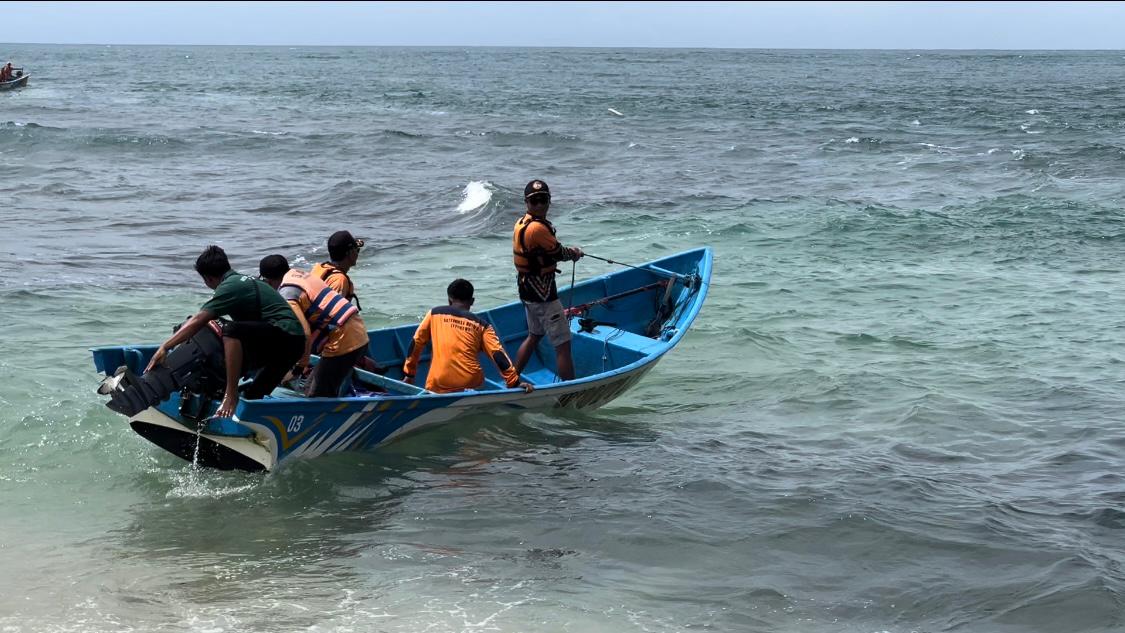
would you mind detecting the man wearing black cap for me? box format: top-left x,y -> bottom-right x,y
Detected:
311,230 -> 386,375
312,230 -> 365,312
512,179 -> 584,381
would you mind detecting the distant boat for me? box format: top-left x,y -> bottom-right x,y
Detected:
92,248 -> 713,472
0,70 -> 29,91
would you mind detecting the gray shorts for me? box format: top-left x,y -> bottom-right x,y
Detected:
524,299 -> 572,347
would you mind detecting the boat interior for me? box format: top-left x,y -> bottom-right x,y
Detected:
92,249 -> 706,399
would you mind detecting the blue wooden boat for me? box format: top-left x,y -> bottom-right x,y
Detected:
92,247 -> 712,471
0,71 -> 29,91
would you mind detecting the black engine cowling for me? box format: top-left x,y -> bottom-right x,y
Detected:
100,324 -> 226,418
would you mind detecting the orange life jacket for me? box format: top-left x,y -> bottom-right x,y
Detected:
278,269 -> 358,353
513,214 -> 561,276
312,262 -> 361,311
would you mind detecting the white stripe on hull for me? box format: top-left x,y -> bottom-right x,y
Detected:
131,407 -> 273,471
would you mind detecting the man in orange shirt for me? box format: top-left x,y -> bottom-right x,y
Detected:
403,279 -> 534,394
310,229 -> 388,374
259,255 -> 370,398
512,179 -> 583,380
312,230 -> 364,310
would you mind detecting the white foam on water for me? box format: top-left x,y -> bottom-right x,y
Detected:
1026,109 -> 1041,114
911,119 -> 921,126
608,108 -> 624,117
918,142 -> 962,153
456,180 -> 492,214
845,137 -> 860,143
251,129 -> 286,136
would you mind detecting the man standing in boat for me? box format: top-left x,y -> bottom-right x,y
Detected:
258,254 -> 370,397
402,279 -> 533,394
311,230 -> 384,374
144,245 -> 306,418
312,230 -> 365,311
512,179 -> 584,381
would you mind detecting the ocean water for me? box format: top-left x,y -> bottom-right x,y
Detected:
2,45 -> 1125,632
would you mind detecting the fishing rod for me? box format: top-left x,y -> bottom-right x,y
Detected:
563,280 -> 669,318
583,253 -> 692,282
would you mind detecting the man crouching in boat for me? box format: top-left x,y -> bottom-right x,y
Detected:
402,279 -> 534,394
258,254 -> 370,397
145,245 -> 307,418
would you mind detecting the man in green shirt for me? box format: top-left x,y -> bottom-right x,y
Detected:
145,245 -> 306,418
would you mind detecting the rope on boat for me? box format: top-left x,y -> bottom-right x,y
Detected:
567,260 -> 577,314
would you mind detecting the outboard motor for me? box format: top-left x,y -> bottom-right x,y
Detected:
99,323 -> 226,418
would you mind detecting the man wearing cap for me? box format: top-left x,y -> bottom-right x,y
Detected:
310,230 -> 386,374
312,230 -> 365,311
512,179 -> 584,381
144,245 -> 306,418
259,254 -> 370,398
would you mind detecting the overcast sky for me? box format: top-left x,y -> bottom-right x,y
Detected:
3,1 -> 1124,49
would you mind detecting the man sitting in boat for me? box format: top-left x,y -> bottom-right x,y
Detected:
145,245 -> 307,418
402,279 -> 534,394
512,179 -> 584,381
258,254 -> 370,397
0,63 -> 12,82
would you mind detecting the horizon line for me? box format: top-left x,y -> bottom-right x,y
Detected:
6,42 -> 1125,52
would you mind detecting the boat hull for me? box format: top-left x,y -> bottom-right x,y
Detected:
126,361 -> 656,471
129,407 -> 272,471
0,75 -> 29,91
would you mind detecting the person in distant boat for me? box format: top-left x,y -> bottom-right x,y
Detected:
259,254 -> 370,398
0,63 -> 12,82
511,179 -> 583,381
144,245 -> 306,418
403,279 -> 534,394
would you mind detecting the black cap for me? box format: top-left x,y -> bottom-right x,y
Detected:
327,230 -> 365,260
524,179 -> 550,201
258,254 -> 290,280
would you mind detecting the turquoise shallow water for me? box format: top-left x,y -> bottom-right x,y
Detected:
2,46 -> 1125,632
